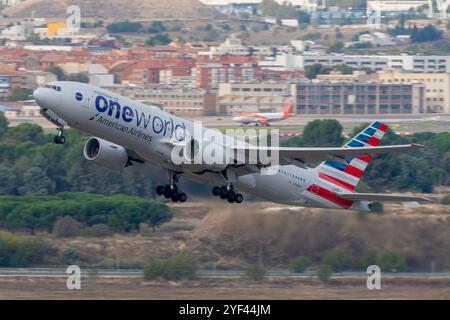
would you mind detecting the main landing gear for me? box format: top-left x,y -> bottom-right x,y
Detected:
212,185 -> 243,204
156,184 -> 187,203
53,125 -> 66,144
156,171 -> 187,203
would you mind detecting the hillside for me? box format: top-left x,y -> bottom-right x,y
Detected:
51,201 -> 450,270
1,0 -> 220,20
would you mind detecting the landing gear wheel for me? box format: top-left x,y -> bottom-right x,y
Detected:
219,187 -> 228,199
163,185 -> 172,199
156,185 -> 165,196
178,192 -> 187,203
212,186 -> 221,196
227,190 -> 237,203
235,193 -> 243,203
54,135 -> 65,144
171,189 -> 180,202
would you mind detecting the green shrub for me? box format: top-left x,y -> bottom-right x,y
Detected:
0,231 -> 53,267
316,264 -> 332,282
289,256 -> 310,273
244,264 -> 266,281
81,224 -> 113,237
369,202 -> 384,214
139,223 -> 151,237
375,249 -> 408,272
61,247 -> 80,264
0,193 -> 173,233
143,253 -> 196,280
52,216 -> 81,238
441,195 -> 450,205
322,248 -> 352,272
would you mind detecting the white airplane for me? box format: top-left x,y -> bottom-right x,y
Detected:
33,82 -> 431,211
232,100 -> 294,126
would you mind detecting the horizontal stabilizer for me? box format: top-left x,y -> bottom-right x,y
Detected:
337,192 -> 433,203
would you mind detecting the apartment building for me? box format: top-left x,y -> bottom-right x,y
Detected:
217,83 -> 295,115
195,55 -> 260,89
131,88 -> 216,117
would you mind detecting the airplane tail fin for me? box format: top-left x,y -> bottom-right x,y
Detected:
317,121 -> 388,191
282,100 -> 294,118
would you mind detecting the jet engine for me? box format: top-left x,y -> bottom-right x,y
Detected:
83,137 -> 129,170
174,137 -> 229,172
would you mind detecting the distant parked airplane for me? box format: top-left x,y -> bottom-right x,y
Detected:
232,100 -> 294,126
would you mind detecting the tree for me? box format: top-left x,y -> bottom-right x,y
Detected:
147,21 -> 166,33
0,112 -> 8,138
302,119 -> 344,147
376,250 -> 408,272
143,253 -> 196,280
46,66 -> 67,81
304,63 -> 331,79
3,123 -> 44,144
9,88 -> 32,101
410,24 -> 442,43
106,21 -> 142,33
296,10 -> 311,24
19,167 -> 51,194
53,216 -> 82,238
68,73 -> 89,83
327,40 -> 344,53
289,256 -> 310,273
322,248 -> 352,272
316,264 -> 332,282
146,34 -> 172,46
61,246 -> 80,264
0,163 -> 18,194
244,264 -> 266,280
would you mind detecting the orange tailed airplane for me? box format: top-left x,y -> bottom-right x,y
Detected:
232,100 -> 294,126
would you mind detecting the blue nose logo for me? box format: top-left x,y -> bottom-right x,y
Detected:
75,92 -> 83,101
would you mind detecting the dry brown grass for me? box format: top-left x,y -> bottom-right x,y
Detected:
49,201 -> 450,270
2,0 -> 219,20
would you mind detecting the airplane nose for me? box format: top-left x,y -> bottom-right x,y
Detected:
33,88 -> 46,106
233,117 -> 240,121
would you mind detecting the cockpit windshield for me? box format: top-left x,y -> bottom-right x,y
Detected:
44,84 -> 62,92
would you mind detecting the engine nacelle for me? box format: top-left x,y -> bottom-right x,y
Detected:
83,137 -> 129,170
173,137 -> 229,172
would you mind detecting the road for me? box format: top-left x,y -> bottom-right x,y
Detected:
1,268 -> 450,279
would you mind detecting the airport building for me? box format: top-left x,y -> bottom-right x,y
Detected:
121,87 -> 217,117
216,83 -> 295,115
376,70 -> 450,113
295,81 -> 425,114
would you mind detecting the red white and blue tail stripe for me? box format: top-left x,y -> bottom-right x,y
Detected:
317,121 -> 388,193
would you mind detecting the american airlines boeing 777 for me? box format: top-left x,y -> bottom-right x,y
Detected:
33,82 -> 431,211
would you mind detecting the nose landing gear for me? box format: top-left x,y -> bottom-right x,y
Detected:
212,185 -> 243,204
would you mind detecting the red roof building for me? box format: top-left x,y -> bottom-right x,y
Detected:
195,55 -> 260,89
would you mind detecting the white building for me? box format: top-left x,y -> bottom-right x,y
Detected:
259,53 -> 450,73
367,0 -> 429,13
88,64 -> 114,87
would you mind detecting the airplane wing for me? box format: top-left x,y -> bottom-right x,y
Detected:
337,192 -> 433,203
232,144 -> 423,168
